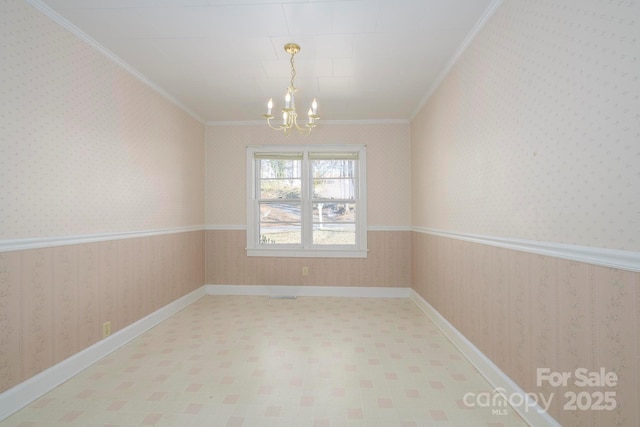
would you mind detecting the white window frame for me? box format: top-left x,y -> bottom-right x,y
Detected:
246,144 -> 367,258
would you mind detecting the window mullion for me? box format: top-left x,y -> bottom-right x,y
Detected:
253,158 -> 261,247
247,145 -> 366,257
302,151 -> 312,249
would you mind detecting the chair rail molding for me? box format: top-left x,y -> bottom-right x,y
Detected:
413,227 -> 640,273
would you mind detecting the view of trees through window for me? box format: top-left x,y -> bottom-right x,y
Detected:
259,158 -> 302,244
258,155 -> 357,245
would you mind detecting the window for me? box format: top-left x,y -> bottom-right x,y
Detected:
247,145 -> 367,258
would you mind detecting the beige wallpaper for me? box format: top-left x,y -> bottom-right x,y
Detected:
0,0 -> 205,240
412,232 -> 640,427
0,231 -> 205,394
410,0 -> 640,425
206,230 -> 411,287
206,123 -> 411,228
0,0 -> 207,398
411,0 -> 640,251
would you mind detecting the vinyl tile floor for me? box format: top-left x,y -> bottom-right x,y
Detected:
1,296 -> 528,427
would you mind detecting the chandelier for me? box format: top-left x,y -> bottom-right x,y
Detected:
263,43 -> 319,136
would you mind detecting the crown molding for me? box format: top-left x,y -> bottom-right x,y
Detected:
25,0 -> 206,124
207,120 -> 265,126
206,119 -> 409,126
409,0 -> 504,121
25,0 -> 502,127
323,119 -> 409,125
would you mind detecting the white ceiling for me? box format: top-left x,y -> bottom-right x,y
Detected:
33,0 -> 497,123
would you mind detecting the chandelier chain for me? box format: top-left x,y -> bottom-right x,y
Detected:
289,52 -> 297,91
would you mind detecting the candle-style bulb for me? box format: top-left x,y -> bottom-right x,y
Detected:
267,98 -> 273,115
312,98 -> 318,114
285,91 -> 291,108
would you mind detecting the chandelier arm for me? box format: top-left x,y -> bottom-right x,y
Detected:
265,117 -> 284,131
292,118 -> 305,132
297,126 -> 312,136
291,115 -> 313,135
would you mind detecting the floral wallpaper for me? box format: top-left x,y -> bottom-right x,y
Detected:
411,0 -> 640,425
412,232 -> 640,426
206,123 -> 411,229
411,0 -> 640,252
0,0 -> 205,240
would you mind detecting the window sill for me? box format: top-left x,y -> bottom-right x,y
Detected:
246,248 -> 368,258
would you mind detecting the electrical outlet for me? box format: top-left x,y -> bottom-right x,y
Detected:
302,266 -> 308,276
102,321 -> 111,338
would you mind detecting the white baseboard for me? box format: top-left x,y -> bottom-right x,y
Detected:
2,285 -> 554,427
409,289 -> 560,427
0,286 -> 206,422
205,284 -> 411,298
0,285 -> 406,421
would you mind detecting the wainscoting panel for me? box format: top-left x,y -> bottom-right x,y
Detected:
0,230 -> 205,394
411,231 -> 640,426
205,230 -> 411,287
